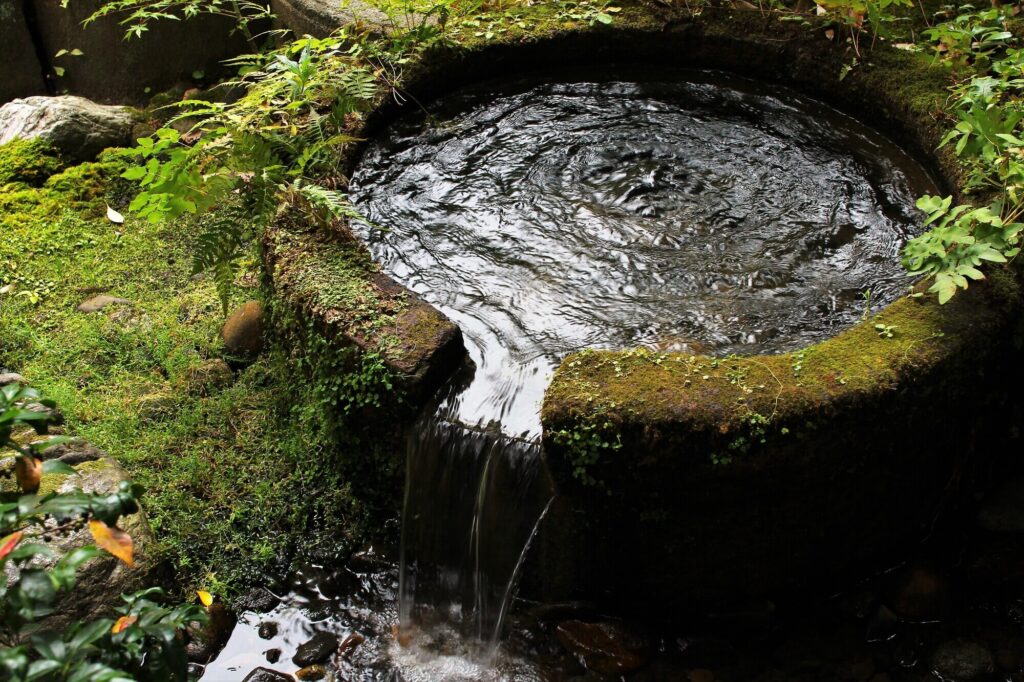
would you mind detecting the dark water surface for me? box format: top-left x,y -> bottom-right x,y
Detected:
203,69 -> 953,681
349,67 -> 937,437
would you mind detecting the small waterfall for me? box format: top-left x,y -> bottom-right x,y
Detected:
398,416 -> 554,649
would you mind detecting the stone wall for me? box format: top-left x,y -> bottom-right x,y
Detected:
0,0 -> 46,103
1,1 -> 252,105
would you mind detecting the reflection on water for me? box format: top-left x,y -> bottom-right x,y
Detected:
349,67 -> 937,438
204,68 -> 941,681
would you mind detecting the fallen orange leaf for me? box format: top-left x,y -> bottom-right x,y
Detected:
197,590 -> 213,607
111,615 -> 137,634
0,531 -> 23,561
88,520 -> 134,567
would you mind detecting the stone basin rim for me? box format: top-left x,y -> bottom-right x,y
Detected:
264,8 -> 1022,609
334,16 -> 1004,445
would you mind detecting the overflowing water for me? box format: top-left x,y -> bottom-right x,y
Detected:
205,67 -> 939,680
349,66 -> 937,437
344,65 -> 939,669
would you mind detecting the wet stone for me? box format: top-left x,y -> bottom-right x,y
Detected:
238,586 -> 281,614
258,620 -> 279,640
995,648 -> 1020,673
929,639 -> 994,681
348,544 -> 392,573
265,648 -> 281,663
242,668 -> 294,682
186,603 -> 236,662
555,620 -> 649,676
865,605 -> 898,643
339,632 -> 365,657
292,631 -> 339,666
295,665 -> 327,680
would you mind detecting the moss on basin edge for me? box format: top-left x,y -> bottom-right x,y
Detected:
262,209 -> 465,412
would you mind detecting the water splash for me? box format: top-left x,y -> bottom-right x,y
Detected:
349,65 -> 937,665
398,418 -> 553,649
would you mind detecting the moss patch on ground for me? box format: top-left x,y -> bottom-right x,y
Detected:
0,140 -> 371,596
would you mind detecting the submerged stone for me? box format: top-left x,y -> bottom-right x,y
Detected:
555,620 -> 649,676
295,665 -> 327,681
292,631 -> 339,666
929,639 -> 994,681
242,668 -> 294,682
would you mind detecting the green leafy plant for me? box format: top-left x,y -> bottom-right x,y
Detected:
903,195 -> 1021,303
0,383 -> 206,681
902,8 -> 1024,303
814,0 -> 914,58
67,0 -> 280,49
923,5 -> 1014,67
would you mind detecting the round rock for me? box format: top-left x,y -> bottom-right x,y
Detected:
930,639 -> 995,681
0,96 -> 133,161
221,300 -> 265,360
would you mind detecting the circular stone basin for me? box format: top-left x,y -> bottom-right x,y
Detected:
349,67 -> 936,436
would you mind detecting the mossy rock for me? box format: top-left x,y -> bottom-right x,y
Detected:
329,8 -> 1022,610
0,139 -> 64,188
258,3 -> 1023,610
262,210 -> 465,411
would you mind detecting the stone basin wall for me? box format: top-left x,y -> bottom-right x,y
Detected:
264,4 -> 1024,611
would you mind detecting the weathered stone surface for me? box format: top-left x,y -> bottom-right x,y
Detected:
0,3 -> 46,104
76,294 -> 133,312
929,639 -> 994,681
22,402 -> 62,425
237,586 -> 281,614
1,455 -> 156,633
0,372 -> 25,386
186,602 -> 237,663
0,96 -> 132,161
258,620 -> 279,640
180,359 -> 234,394
292,631 -> 339,666
222,300 -> 266,360
271,0 -> 387,38
555,620 -> 649,676
40,439 -> 104,466
977,477 -> 1024,533
242,668 -> 294,682
31,0 -> 251,104
263,223 -> 465,411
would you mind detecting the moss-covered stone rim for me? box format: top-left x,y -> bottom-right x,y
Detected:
338,6 -> 1020,476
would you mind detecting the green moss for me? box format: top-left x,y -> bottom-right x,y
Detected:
544,268 -> 1017,480
0,148 -> 370,596
0,139 -> 65,188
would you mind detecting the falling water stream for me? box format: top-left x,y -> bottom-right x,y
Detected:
203,66 -> 938,680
